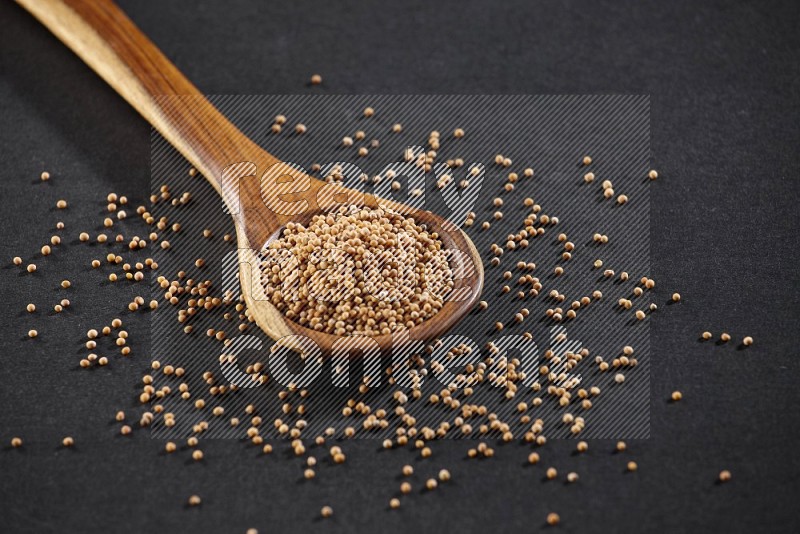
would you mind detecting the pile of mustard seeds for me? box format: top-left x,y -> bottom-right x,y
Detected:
261,205 -> 453,336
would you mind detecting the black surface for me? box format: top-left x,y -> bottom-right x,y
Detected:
1,0 -> 799,533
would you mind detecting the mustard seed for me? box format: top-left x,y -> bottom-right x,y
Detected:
28,329 -> 38,338
719,470 -> 731,482
56,199 -> 67,209
438,469 -> 451,482
671,391 -> 682,401
648,170 -> 658,180
426,478 -> 438,490
743,336 -> 753,346
389,498 -> 400,509
547,512 -> 560,526
363,107 -> 374,117
582,156 -> 592,165
27,264 -> 36,273
627,461 -> 638,472
188,495 -> 201,506
310,74 -> 322,84
26,303 -> 35,313
321,506 -> 333,518
720,333 -> 731,342
11,437 -> 22,448
62,436 -> 74,447
672,293 -> 681,302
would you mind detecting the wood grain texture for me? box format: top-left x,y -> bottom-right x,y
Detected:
17,0 -> 484,354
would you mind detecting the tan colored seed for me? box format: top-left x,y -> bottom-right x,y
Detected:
389,498 -> 400,509
321,506 -> 333,518
56,199 -> 67,209
11,437 -> 23,448
27,264 -> 37,273
192,450 -> 204,461
672,293 -> 681,302
28,329 -> 38,338
547,512 -> 560,526
648,170 -> 658,180
310,74 -> 322,85
627,461 -> 638,472
719,470 -> 731,482
720,333 -> 731,342
188,495 -> 201,506
582,156 -> 592,165
62,436 -> 74,447
671,391 -> 682,401
363,107 -> 374,118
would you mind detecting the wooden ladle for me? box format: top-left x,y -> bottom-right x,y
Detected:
18,0 -> 484,354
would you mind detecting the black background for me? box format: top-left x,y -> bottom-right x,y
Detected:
1,1 -> 799,533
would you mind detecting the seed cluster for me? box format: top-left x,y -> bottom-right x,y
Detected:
262,205 -> 453,336
6,109 -> 745,529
